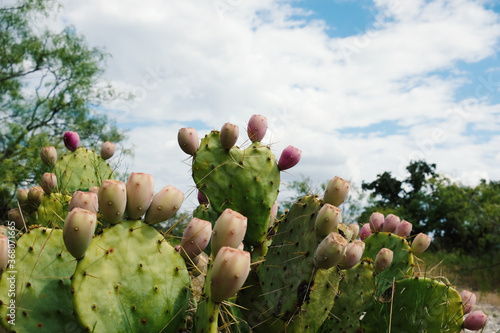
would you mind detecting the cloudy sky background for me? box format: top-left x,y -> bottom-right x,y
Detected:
58,0 -> 500,210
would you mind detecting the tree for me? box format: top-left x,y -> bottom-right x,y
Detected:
1,0 -> 127,219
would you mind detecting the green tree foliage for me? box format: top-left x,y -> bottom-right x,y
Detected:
360,161 -> 500,255
0,0 -> 127,219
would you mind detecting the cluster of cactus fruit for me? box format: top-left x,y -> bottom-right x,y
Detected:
0,115 -> 489,332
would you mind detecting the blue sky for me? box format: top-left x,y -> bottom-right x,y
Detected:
60,0 -> 500,209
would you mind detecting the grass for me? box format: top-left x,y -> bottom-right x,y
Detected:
416,250 -> 500,305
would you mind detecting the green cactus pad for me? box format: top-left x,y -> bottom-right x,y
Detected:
71,220 -> 191,333
361,277 -> 463,333
36,192 -> 71,228
257,196 -> 323,320
0,228 -> 77,332
320,260 -> 376,333
285,266 -> 341,332
54,147 -> 113,193
362,232 -> 414,296
192,131 -> 280,247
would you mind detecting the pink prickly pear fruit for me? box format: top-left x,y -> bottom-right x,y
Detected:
382,214 -> 400,233
0,235 -> 8,271
145,185 -> 184,225
125,172 -> 154,220
220,122 -> 239,149
323,176 -> 350,207
40,173 -> 57,194
211,208 -> 247,256
315,204 -> 341,241
98,180 -> 127,224
8,208 -> 25,230
16,188 -> 29,210
69,191 -> 98,213
360,223 -> 372,240
210,247 -> 251,303
338,223 -> 354,241
338,241 -> 364,270
40,146 -> 57,167
394,220 -> 412,238
197,191 -> 209,205
369,212 -> 384,232
374,248 -> 393,273
278,145 -> 302,171
178,127 -> 199,156
180,218 -> 212,261
463,310 -> 488,330
63,208 -> 96,259
247,114 -> 267,142
100,141 -> 116,160
348,223 -> 360,239
28,186 -> 44,208
63,131 -> 80,152
411,233 -> 431,255
89,186 -> 99,194
313,232 -> 348,269
460,290 -> 477,314
237,242 -> 244,250
268,200 -> 278,228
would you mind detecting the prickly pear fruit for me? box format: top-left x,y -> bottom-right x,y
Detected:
178,127 -> 199,155
28,186 -> 44,208
463,310 -> 488,330
323,176 -> 350,207
69,191 -> 98,213
98,179 -> 127,224
89,186 -> 99,194
349,223 -> 360,239
278,145 -> 302,171
16,188 -> 29,210
100,141 -> 116,160
8,208 -> 24,230
40,173 -> 57,194
220,122 -> 239,149
211,208 -> 247,256
338,240 -> 364,269
63,131 -> 80,152
315,204 -> 341,241
460,290 -> 477,314
125,172 -> 154,220
369,212 -> 384,232
247,114 -> 267,142
40,146 -> 57,167
382,214 -> 400,232
374,248 -> 393,273
411,233 -> 431,255
338,222 -> 354,241
63,207 -> 97,259
268,200 -> 278,227
313,232 -> 348,269
0,234 -> 8,270
360,223 -> 372,240
210,246 -> 251,303
395,219 -> 412,237
197,190 -> 208,205
145,185 -> 184,224
180,218 -> 212,261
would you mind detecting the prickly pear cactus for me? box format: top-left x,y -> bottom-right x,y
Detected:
36,192 -> 71,228
0,227 -> 77,332
192,131 -> 280,248
361,277 -> 464,333
54,147 -> 113,193
71,220 -> 191,332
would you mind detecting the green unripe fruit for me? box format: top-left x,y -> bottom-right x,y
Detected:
98,180 -> 127,224
125,172 -> 154,220
144,185 -> 184,225
63,208 -> 96,259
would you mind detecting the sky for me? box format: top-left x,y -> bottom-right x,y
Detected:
58,0 -> 500,211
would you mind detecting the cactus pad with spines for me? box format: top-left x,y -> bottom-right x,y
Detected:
36,192 -> 71,228
362,232 -> 414,296
71,220 -> 191,333
54,147 -> 114,193
361,277 -> 464,333
192,131 -> 280,248
0,228 -> 77,332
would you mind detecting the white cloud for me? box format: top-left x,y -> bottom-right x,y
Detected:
60,0 -> 500,207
